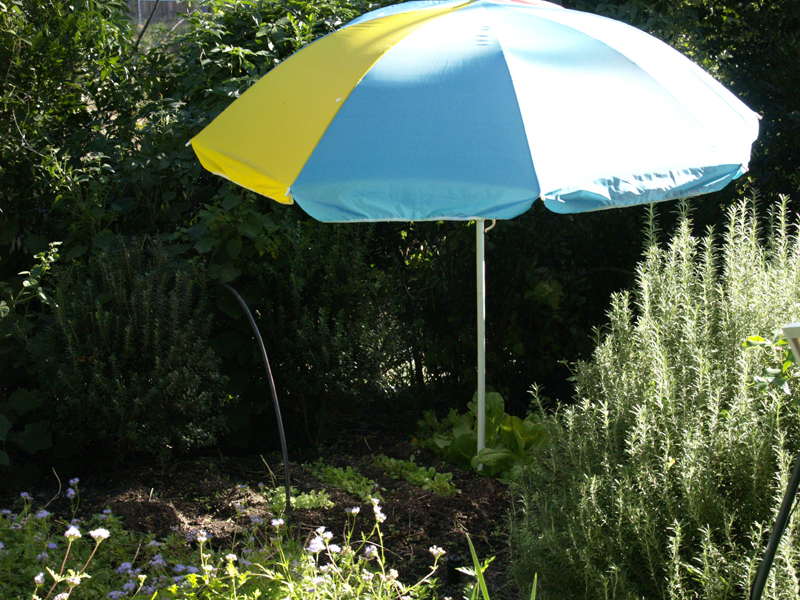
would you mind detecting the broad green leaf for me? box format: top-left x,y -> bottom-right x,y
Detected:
477,445 -> 516,468
6,388 -> 42,416
0,413 -> 12,441
452,413 -> 474,439
226,237 -> 242,260
10,421 -> 52,453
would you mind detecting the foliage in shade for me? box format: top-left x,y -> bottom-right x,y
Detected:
27,237 -> 230,465
510,197 -> 800,600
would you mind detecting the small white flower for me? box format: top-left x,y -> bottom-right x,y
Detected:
34,572 -> 45,585
388,569 -> 399,580
328,544 -> 341,554
373,506 -> 386,523
66,576 -> 82,588
361,570 -> 374,581
316,526 -> 326,535
196,530 -> 208,543
90,528 -> 110,542
322,530 -> 333,541
346,506 -> 360,515
306,536 -> 325,554
429,545 -> 446,559
271,518 -> 284,527
225,554 -> 237,562
64,526 -> 81,541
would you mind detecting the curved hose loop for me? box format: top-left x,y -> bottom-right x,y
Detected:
213,282 -> 292,515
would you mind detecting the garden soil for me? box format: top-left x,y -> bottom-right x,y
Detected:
8,434 -> 515,599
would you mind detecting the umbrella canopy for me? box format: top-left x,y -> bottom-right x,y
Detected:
192,0 -> 758,222
190,0 -> 759,452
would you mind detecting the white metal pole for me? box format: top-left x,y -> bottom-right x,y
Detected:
476,219 -> 486,453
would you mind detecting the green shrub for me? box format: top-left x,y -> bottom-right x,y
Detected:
510,198 -> 800,600
374,454 -> 460,497
27,237 -> 230,465
248,214 -> 403,443
312,461 -> 381,502
417,391 -> 548,480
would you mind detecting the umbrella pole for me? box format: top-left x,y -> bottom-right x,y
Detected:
476,219 -> 486,454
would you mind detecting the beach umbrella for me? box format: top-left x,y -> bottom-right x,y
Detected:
190,0 -> 759,452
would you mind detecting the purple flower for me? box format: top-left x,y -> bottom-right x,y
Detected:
116,562 -> 133,574
20,492 -> 32,500
66,488 -> 76,499
149,554 -> 166,567
36,510 -> 51,519
69,478 -> 80,486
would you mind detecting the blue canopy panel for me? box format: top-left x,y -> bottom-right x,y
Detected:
291,2 -> 540,222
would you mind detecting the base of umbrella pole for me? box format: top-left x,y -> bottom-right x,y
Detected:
476,219 -> 486,457
214,282 -> 292,515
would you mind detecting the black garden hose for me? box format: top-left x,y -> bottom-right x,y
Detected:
214,282 -> 292,515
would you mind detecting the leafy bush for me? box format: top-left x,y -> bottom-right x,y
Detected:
262,485 -> 333,512
374,454 -> 460,497
27,237 -> 230,465
509,197 -> 800,600
312,462 -> 381,502
247,214 -> 403,443
417,391 -> 548,480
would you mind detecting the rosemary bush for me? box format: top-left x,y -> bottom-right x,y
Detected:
28,238 -> 229,465
510,198 -> 800,600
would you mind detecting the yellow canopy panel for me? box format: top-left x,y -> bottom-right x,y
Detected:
190,1 -> 468,203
